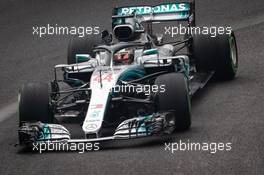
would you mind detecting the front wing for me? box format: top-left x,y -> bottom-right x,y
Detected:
18,111 -> 175,145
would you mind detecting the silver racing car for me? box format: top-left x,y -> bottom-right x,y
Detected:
18,1 -> 238,146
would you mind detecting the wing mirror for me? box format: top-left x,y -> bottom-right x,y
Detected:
75,54 -> 91,63
143,48 -> 159,56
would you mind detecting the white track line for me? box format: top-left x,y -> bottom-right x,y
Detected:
0,102 -> 17,122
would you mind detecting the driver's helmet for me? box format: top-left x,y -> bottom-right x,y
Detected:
113,48 -> 134,65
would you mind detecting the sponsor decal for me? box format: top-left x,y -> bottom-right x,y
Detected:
90,111 -> 100,118
85,124 -> 97,130
119,3 -> 190,15
38,124 -> 51,140
90,104 -> 103,109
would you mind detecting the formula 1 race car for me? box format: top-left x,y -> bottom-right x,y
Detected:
18,1 -> 238,146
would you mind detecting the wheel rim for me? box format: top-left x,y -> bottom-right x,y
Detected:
229,35 -> 238,71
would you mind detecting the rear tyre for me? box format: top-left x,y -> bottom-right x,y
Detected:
155,73 -> 191,131
191,31 -> 238,80
18,82 -> 53,126
215,31 -> 238,80
67,36 -> 100,64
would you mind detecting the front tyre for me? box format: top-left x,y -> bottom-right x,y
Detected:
155,73 -> 191,131
18,82 -> 54,126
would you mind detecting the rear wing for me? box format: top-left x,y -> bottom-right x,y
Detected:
112,1 -> 195,26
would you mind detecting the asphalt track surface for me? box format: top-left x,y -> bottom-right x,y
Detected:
0,0 -> 264,174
